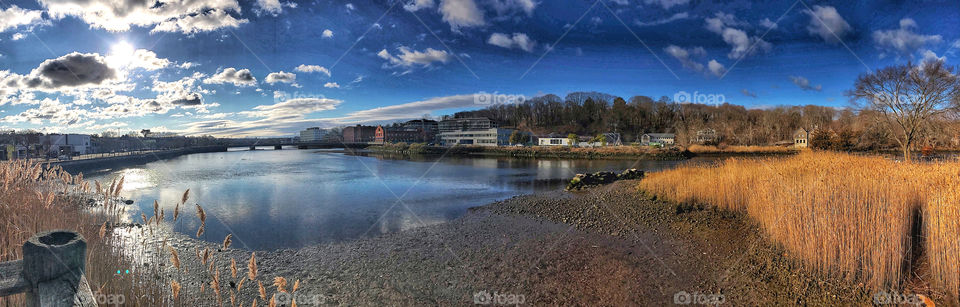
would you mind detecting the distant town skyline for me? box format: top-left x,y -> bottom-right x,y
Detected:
0,0 -> 958,137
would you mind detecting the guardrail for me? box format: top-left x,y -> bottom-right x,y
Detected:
0,230 -> 97,306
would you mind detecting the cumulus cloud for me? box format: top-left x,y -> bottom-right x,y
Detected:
642,0 -> 689,9
377,46 -> 451,68
0,5 -> 45,33
759,18 -> 777,30
664,45 -> 705,72
26,52 -> 118,90
489,0 -> 537,16
872,18 -> 943,58
264,71 -> 297,85
324,82 -> 340,88
255,0 -> 297,16
39,0 -> 248,34
704,12 -> 771,59
803,5 -> 852,44
634,13 -> 689,27
487,32 -> 536,52
404,0 -> 435,12
2,98 -> 91,125
204,68 -> 256,87
295,64 -> 331,76
153,72 -> 209,106
439,0 -> 485,31
127,49 -> 171,71
322,29 -> 333,38
707,60 -> 726,77
789,76 -> 822,91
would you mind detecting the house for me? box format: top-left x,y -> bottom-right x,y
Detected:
375,119 -> 439,143
537,134 -> 573,146
641,133 -> 675,146
794,128 -> 811,148
40,134 -> 91,156
299,127 -> 328,143
693,128 -> 717,144
342,125 -> 377,143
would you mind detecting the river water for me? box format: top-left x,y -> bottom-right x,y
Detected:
87,147 -> 717,250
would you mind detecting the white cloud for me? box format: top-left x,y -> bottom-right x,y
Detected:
704,12 -> 771,59
642,0 -> 689,9
920,50 -> 945,66
872,18 -> 943,58
240,97 -> 340,118
789,76 -> 822,91
11,33 -> 25,41
378,46 -> 451,68
803,5 -> 852,44
322,29 -> 334,38
489,0 -> 537,16
741,89 -> 757,98
759,18 -> 777,30
295,64 -> 331,77
404,0 -> 435,12
439,0 -> 485,31
0,5 -> 45,33
324,82 -> 340,88
264,71 -> 297,85
128,49 -> 171,71
634,13 -> 688,27
487,32 -> 536,52
39,0 -> 248,34
707,60 -> 726,77
152,72 -> 209,106
204,68 -> 257,87
664,45 -> 705,72
346,3 -> 355,10
333,93 -> 490,123
255,0 -> 297,16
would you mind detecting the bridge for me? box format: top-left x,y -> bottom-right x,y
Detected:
233,142 -> 372,150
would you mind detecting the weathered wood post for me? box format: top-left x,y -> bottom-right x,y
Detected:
20,229 -> 97,307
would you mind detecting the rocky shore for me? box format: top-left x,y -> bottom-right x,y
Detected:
122,180 -> 871,306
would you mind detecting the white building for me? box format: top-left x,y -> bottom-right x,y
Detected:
538,137 -> 573,146
641,133 -> 675,146
41,134 -> 91,155
299,127 -> 328,143
439,128 -> 515,146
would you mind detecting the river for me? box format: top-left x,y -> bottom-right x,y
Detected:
87,147 -> 717,250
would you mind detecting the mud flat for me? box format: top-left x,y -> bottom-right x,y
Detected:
126,180 -> 870,306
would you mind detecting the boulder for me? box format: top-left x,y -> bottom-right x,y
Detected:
566,169 -> 644,190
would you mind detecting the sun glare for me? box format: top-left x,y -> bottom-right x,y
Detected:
108,41 -> 136,67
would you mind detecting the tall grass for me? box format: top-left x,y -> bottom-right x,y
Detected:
684,144 -> 798,154
638,151 -> 960,298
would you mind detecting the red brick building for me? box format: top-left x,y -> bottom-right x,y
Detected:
342,125 -> 377,143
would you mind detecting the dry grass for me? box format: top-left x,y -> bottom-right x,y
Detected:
684,144 -> 798,154
638,151 -> 960,299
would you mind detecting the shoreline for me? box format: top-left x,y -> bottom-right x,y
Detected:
52,145 -> 229,175
122,180 -> 874,305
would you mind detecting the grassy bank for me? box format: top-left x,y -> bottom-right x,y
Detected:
684,144 -> 798,155
637,151 -> 960,301
368,143 -> 692,160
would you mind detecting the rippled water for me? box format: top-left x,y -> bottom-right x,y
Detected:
87,147 -> 715,250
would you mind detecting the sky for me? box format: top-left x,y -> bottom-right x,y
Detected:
0,0 -> 958,137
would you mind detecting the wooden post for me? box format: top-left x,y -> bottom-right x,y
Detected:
21,230 -> 97,307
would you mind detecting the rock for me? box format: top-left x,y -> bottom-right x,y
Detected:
124,199 -> 134,205
566,169 -> 644,191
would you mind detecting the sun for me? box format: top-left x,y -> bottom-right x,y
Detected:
107,41 -> 136,67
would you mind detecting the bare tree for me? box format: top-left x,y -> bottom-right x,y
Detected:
848,61 -> 960,161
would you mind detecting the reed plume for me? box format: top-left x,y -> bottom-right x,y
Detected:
171,280 -> 181,300
223,234 -> 233,249
248,253 -> 258,281
166,245 -> 181,270
273,276 -> 288,293
258,281 -> 266,300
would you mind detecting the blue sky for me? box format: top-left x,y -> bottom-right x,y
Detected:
0,0 -> 958,137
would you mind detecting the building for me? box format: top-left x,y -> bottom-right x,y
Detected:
439,128 -> 515,146
794,128 -> 811,148
402,119 -> 439,142
299,127 -> 328,143
537,133 -> 574,146
641,133 -> 675,146
40,134 -> 91,156
342,125 -> 377,143
693,128 -> 717,144
439,118 -> 497,134
375,125 -> 421,143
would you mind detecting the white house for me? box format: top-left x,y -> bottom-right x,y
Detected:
538,136 -> 572,146
641,133 -> 675,146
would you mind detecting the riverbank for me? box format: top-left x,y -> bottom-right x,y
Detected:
127,180 -> 874,306
368,143 -> 693,160
53,145 -> 228,174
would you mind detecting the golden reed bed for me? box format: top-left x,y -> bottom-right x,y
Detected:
638,151 -> 960,299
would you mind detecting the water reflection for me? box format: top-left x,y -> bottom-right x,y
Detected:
88,149 -> 714,250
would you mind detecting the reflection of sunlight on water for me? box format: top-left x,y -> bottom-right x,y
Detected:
118,169 -> 155,190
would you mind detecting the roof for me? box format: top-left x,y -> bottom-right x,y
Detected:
644,133 -> 675,138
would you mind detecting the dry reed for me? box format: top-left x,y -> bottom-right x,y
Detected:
638,151 -> 960,299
